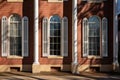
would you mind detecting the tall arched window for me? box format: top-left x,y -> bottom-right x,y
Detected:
42,15 -> 68,57
1,14 -> 29,57
83,16 -> 108,57
49,15 -> 61,56
88,16 -> 100,56
9,14 -> 22,56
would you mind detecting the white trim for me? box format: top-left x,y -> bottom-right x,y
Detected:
72,0 -> 78,74
42,17 -> 48,57
49,15 -> 61,56
22,16 -> 29,57
102,17 -> 108,57
33,0 -> 39,64
1,16 -> 8,57
113,0 -> 119,71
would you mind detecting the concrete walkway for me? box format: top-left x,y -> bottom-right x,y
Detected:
0,71 -> 120,80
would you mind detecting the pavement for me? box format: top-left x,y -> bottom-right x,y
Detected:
0,71 -> 120,80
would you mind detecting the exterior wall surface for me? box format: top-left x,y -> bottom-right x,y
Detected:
77,0 -> 113,72
0,0 -> 115,72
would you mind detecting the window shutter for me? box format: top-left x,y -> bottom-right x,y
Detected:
82,18 -> 89,57
61,17 -> 68,57
1,16 -> 8,57
102,17 -> 108,57
42,17 -> 48,57
22,16 -> 29,57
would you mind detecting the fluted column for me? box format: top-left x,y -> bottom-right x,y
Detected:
72,0 -> 78,74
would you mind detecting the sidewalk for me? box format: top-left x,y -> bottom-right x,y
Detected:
0,71 -> 119,80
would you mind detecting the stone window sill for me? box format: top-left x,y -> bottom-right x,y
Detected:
7,0 -> 23,2
48,56 -> 63,59
7,56 -> 23,59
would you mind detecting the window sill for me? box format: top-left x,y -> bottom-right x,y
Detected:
7,56 -> 23,59
87,56 -> 101,59
48,56 -> 63,59
7,0 -> 23,2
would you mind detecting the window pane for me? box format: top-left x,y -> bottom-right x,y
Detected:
88,16 -> 100,56
54,23 -> 60,29
50,15 -> 61,56
10,14 -> 22,56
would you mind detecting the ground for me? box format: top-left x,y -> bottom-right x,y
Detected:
0,71 -> 120,80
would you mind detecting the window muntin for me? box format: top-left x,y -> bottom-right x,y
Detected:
88,16 -> 100,56
83,16 -> 108,57
50,15 -> 61,56
9,14 -> 22,56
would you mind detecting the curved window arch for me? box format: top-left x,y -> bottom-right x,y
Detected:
9,14 -> 22,56
88,16 -> 100,56
49,15 -> 61,55
42,16 -> 69,57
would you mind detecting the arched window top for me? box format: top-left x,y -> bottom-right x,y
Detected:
88,16 -> 100,28
83,17 -> 88,21
9,14 -> 21,21
63,17 -> 68,22
23,16 -> 28,21
50,15 -> 61,22
102,17 -> 108,22
2,16 -> 7,21
43,17 -> 48,22
88,16 -> 100,23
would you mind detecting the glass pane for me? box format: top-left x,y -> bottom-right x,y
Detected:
54,23 -> 60,29
50,30 -> 54,36
54,44 -> 60,50
50,44 -> 54,50
54,30 -> 60,36
50,37 -> 54,43
54,37 -> 60,43
50,23 -> 54,30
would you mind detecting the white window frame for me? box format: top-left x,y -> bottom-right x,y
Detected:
42,15 -> 68,58
1,15 -> 29,58
48,15 -> 61,57
83,16 -> 105,58
102,17 -> 108,57
8,14 -> 22,56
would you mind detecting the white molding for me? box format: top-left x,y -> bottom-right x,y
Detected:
33,0 -> 39,64
72,0 -> 78,74
72,0 -> 77,64
113,0 -> 119,71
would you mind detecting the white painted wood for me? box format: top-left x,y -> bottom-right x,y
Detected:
113,0 -> 119,71
1,16 -> 8,57
82,18 -> 88,57
42,18 -> 48,57
102,17 -> 108,57
62,17 -> 68,57
33,0 -> 39,64
72,0 -> 77,64
22,16 -> 29,57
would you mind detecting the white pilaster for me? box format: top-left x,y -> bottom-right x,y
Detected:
33,0 -> 39,64
72,0 -> 78,74
113,0 -> 119,71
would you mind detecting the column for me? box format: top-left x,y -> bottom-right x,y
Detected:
34,0 -> 39,64
72,0 -> 78,74
113,0 -> 119,72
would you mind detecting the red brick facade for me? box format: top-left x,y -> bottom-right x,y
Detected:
0,0 -> 116,72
